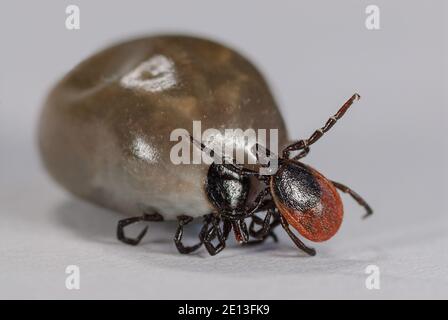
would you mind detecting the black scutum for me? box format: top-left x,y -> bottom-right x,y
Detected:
205,163 -> 250,213
273,162 -> 321,212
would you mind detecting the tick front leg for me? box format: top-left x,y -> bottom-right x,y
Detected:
221,163 -> 267,181
117,213 -> 163,246
282,93 -> 361,160
331,180 -> 373,219
279,215 -> 316,256
174,215 -> 204,254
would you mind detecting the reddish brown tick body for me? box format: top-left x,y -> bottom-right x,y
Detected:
270,161 -> 343,243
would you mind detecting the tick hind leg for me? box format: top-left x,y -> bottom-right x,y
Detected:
331,180 -> 373,218
279,214 -> 316,256
117,212 -> 164,246
174,215 -> 204,254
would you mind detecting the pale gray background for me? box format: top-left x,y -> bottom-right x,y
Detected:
0,0 -> 447,299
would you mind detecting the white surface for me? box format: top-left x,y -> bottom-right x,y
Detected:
1,175 -> 447,299
0,0 -> 447,299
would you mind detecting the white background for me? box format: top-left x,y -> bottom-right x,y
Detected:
0,0 -> 447,299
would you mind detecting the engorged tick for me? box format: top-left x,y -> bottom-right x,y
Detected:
39,35 -> 372,256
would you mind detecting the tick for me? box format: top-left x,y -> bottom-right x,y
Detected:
39,35 -> 372,256
183,93 -> 372,256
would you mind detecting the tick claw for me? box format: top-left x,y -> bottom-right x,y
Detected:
121,225 -> 148,246
362,211 -> 373,219
135,226 -> 149,243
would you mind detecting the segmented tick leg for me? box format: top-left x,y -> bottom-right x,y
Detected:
246,187 -> 270,214
231,219 -> 249,244
201,216 -> 226,256
174,215 -> 204,254
246,210 -> 279,245
331,180 -> 373,219
279,214 -> 316,256
190,134 -> 267,180
222,219 -> 232,241
283,93 -> 361,159
117,212 -> 163,246
249,209 -> 279,239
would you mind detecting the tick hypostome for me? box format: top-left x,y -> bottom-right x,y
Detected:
39,35 -> 372,256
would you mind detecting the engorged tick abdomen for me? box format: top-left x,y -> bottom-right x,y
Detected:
38,35 -> 289,220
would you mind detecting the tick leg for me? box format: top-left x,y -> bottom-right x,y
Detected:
249,209 -> 279,241
251,143 -> 280,174
189,134 -> 276,183
279,215 -> 316,256
331,180 -> 373,219
244,201 -> 279,244
247,187 -> 271,213
223,219 -> 233,240
117,213 -> 163,246
221,163 -> 269,182
282,93 -> 361,160
201,216 -> 226,256
231,219 -> 249,244
190,134 -> 270,181
174,215 -> 204,254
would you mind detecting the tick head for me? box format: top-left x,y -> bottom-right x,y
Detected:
270,160 -> 343,242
